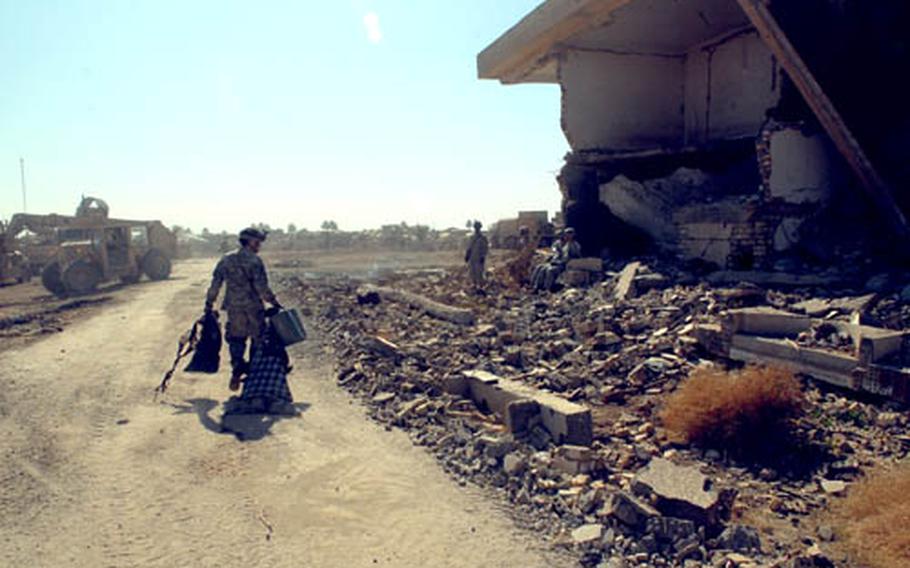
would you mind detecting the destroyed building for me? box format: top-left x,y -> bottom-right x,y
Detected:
479,0 -> 910,269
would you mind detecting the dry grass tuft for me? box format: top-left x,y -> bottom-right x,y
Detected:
661,366 -> 804,448
838,467 -> 910,568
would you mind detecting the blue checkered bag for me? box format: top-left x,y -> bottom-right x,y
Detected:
240,328 -> 292,403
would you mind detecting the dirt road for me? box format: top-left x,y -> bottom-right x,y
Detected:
0,259 -> 567,567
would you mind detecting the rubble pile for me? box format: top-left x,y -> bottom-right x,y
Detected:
795,322 -> 854,353
276,261 -> 910,568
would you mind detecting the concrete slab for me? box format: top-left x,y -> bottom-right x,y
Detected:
613,261 -> 641,301
729,334 -> 857,388
725,307 -> 812,337
462,370 -> 593,446
633,458 -> 725,526
567,257 -> 604,272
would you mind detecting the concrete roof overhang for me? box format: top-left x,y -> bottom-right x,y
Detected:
477,0 -> 750,84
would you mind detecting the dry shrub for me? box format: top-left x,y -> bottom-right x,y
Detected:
661,366 -> 804,448
838,466 -> 910,568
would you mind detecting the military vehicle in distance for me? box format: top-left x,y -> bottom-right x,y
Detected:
490,211 -> 555,250
33,197 -> 177,296
0,221 -> 30,285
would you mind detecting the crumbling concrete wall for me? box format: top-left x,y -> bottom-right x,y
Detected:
559,30 -> 780,153
555,21 -> 851,267
597,167 -> 777,269
559,50 -> 684,151
674,200 -> 774,269
764,129 -> 834,205
684,31 -> 781,144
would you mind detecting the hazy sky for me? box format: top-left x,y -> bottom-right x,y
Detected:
0,0 -> 568,232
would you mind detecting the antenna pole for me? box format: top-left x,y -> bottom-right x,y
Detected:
19,157 -> 27,212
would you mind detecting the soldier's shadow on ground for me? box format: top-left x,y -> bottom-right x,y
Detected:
168,398 -> 310,442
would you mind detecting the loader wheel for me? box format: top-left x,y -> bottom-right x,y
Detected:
142,249 -> 171,281
42,263 -> 67,297
63,260 -> 102,295
120,271 -> 141,285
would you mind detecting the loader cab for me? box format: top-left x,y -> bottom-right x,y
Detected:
41,222 -> 171,297
130,225 -> 150,249
103,225 -> 133,272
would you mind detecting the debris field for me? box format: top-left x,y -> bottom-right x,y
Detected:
277,258 -> 910,568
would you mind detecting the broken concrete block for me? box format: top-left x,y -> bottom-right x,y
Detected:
479,435 -> 515,460
724,552 -> 758,567
716,524 -> 761,552
729,334 -> 856,389
790,294 -> 876,317
633,458 -> 728,526
726,307 -> 812,337
789,544 -> 836,568
567,257 -> 604,272
590,330 -> 622,352
372,392 -> 396,404
646,516 -> 697,544
362,335 -> 402,358
461,370 -> 593,446
601,490 -> 659,528
537,394 -> 593,447
505,399 -> 539,434
463,370 -> 516,414
854,325 -> 908,364
561,269 -> 591,288
792,298 -> 837,317
691,323 -> 727,356
502,452 -> 526,475
473,323 -> 498,337
819,479 -> 847,495
613,261 -> 641,301
528,424 -> 552,450
559,444 -> 593,461
441,374 -> 468,397
552,445 -> 596,475
503,346 -> 526,368
633,272 -> 669,293
570,523 -> 603,545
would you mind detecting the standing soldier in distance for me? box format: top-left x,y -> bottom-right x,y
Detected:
205,227 -> 283,391
465,220 -> 489,294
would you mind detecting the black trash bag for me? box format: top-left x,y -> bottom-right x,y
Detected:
184,311 -> 222,373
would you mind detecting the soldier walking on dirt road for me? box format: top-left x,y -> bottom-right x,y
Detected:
465,221 -> 489,293
205,227 -> 283,391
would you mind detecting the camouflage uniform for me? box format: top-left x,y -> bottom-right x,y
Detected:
465,230 -> 489,289
530,231 -> 582,291
205,247 -> 278,373
552,239 -> 582,264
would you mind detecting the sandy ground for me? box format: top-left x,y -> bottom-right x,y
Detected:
0,255 -> 568,567
0,278 -> 119,353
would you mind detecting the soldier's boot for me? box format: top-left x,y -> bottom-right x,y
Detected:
227,338 -> 248,391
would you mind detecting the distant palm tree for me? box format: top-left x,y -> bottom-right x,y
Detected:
320,220 -> 338,249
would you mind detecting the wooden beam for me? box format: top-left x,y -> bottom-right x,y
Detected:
735,0 -> 910,241
357,285 -> 476,326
